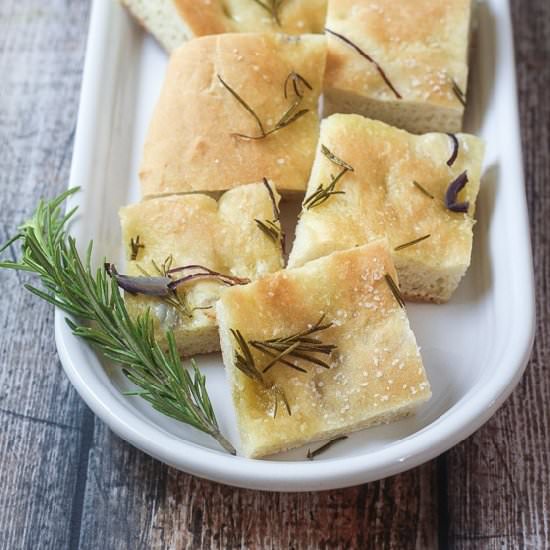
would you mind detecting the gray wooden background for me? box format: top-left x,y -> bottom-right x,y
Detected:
0,1 -> 548,548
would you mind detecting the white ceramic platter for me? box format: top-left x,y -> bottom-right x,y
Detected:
57,0 -> 535,491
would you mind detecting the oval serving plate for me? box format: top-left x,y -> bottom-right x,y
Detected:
56,0 -> 535,491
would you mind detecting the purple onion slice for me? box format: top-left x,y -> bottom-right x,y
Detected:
105,264 -> 171,296
445,171 -> 470,213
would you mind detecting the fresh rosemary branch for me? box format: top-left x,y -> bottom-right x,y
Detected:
218,72 -> 310,141
0,188 -> 235,455
307,436 -> 348,460
303,145 -> 354,210
255,178 -> 285,251
251,0 -> 286,26
129,235 -> 144,261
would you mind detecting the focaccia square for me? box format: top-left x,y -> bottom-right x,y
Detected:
324,0 -> 473,134
217,240 -> 431,458
119,182 -> 284,356
288,114 -> 485,303
140,33 -> 326,197
120,0 -> 327,53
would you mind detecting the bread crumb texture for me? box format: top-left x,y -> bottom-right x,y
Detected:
289,114 -> 485,303
324,0 -> 473,133
140,33 -> 326,196
120,183 -> 284,356
217,240 -> 431,458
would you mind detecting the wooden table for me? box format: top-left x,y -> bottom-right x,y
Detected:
0,1 -> 548,548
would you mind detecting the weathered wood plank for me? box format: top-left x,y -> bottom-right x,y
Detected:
0,1 -> 91,549
76,421 -> 438,550
444,1 -> 550,548
1,0 -> 549,548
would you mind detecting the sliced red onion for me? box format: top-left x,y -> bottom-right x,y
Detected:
106,263 -> 250,297
446,133 -> 459,167
105,263 -> 171,296
445,171 -> 470,213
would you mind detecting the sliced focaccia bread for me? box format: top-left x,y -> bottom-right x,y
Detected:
140,33 -> 326,197
288,114 -> 485,303
117,182 -> 284,357
217,240 -> 431,458
120,0 -> 327,53
324,0 -> 473,134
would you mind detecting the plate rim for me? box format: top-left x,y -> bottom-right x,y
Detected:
57,0 -> 536,491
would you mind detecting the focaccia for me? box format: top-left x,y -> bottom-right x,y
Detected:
140,33 -> 326,197
324,0 -> 473,134
217,240 -> 431,458
120,0 -> 327,52
119,182 -> 284,356
288,114 -> 485,303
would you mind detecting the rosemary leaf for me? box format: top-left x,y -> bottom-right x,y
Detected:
0,188 -> 235,455
255,178 -> 285,251
325,28 -> 401,99
321,144 -> 354,172
231,329 -> 292,417
394,234 -> 431,251
384,273 -> 406,309
129,235 -> 144,261
307,436 -> 348,460
451,78 -> 467,107
412,180 -> 435,200
218,72 -> 310,141
250,315 -> 336,371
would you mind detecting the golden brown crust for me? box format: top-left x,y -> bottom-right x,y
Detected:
324,0 -> 472,130
217,241 -> 431,457
174,0 -> 327,37
139,33 -> 326,197
120,183 -> 284,356
288,114 -> 485,302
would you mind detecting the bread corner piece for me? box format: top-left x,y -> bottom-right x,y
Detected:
217,240 -> 431,458
288,114 -> 485,303
120,1 -> 327,53
119,182 -> 284,357
120,0 -> 192,52
140,33 -> 326,198
324,0 -> 473,134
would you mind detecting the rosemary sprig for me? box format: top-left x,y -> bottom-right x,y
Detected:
218,72 -> 310,141
251,0 -> 286,26
303,145 -> 354,210
231,329 -> 291,416
325,28 -> 402,99
0,188 -> 235,454
129,235 -> 144,261
250,315 -> 337,372
394,234 -> 431,251
384,273 -> 406,309
255,178 -> 285,251
307,436 -> 348,460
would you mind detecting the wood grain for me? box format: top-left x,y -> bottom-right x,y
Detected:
0,1 -> 92,549
0,0 -> 548,549
444,2 -> 550,548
